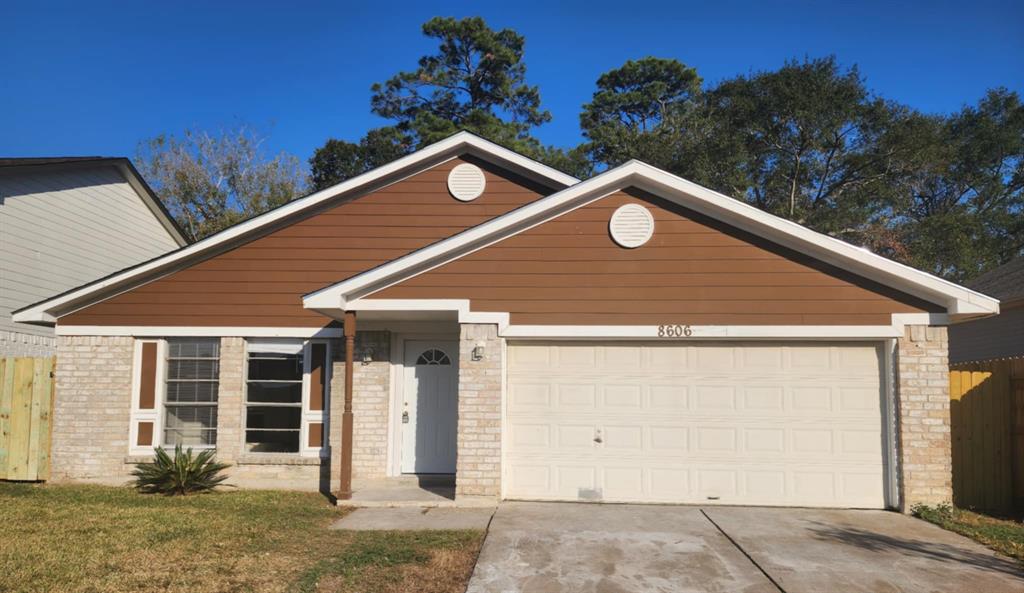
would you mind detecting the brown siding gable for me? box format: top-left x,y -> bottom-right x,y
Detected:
371,187 -> 944,326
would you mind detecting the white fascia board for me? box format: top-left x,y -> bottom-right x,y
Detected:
13,132 -> 578,326
344,298 -> 510,329
500,325 -> 903,339
305,160 -> 999,318
56,326 -> 344,338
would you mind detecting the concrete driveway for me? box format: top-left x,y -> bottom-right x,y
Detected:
467,502 -> 1024,593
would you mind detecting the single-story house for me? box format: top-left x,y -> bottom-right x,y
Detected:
14,132 -> 1000,511
1,157 -> 188,356
949,256 -> 1024,364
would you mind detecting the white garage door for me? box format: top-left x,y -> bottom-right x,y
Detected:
505,342 -> 889,508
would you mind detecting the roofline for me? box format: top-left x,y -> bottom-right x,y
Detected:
11,131 -> 580,325
0,156 -> 190,247
304,160 -> 1001,320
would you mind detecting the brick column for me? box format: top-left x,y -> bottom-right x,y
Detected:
328,332 -> 391,486
456,323 -> 503,499
896,325 -> 952,510
215,337 -> 245,462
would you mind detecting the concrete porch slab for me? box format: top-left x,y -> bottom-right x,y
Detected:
332,507 -> 495,531
335,475 -> 496,508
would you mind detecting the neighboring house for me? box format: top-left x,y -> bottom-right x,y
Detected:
949,257 -> 1024,364
14,132 -> 999,512
0,157 -> 187,356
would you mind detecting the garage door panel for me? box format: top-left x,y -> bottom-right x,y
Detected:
505,342 -> 888,508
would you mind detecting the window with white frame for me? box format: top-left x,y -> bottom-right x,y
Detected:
163,339 -> 220,447
242,337 -> 325,454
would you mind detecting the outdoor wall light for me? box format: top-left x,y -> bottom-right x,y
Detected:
472,345 -> 485,361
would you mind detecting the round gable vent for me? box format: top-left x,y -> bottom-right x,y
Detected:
447,163 -> 486,201
609,203 -> 654,248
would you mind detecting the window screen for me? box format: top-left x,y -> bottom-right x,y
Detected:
164,339 -> 220,446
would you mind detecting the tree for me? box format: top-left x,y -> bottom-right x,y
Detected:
884,89 -> 1024,281
309,127 -> 412,191
137,126 -> 306,240
705,57 -> 909,239
370,16 -> 550,146
580,57 -> 703,170
310,17 -> 590,185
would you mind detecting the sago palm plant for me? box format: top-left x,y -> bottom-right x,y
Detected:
131,445 -> 231,495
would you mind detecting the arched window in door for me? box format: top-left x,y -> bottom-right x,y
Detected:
416,349 -> 451,366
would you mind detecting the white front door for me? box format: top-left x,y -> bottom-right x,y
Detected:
505,341 -> 888,508
401,340 -> 459,474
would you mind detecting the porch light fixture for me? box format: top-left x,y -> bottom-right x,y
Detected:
472,345 -> 485,361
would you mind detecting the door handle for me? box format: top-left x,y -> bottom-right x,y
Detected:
593,428 -> 603,444
402,411 -> 409,424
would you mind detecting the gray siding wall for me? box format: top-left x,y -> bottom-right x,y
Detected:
0,165 -> 180,356
949,305 -> 1024,364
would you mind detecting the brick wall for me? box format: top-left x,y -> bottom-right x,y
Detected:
52,335 -> 134,482
896,325 -> 952,510
1,330 -> 56,357
328,331 -> 391,490
52,335 -> 340,490
215,337 -> 245,463
455,324 -> 502,498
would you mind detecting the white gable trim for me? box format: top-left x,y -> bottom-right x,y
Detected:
13,132 -> 578,325
303,161 -> 999,319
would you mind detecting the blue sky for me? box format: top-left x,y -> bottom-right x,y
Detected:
2,0 -> 1021,166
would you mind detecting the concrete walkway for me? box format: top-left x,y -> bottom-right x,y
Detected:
332,506 -> 495,531
467,502 -> 1024,593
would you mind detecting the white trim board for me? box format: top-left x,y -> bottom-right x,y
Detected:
13,131 -> 579,326
501,325 -> 904,339
303,161 -> 999,320
56,326 -> 344,338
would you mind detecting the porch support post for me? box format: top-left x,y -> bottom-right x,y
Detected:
338,310 -> 356,500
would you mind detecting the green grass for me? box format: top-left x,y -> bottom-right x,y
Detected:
913,503 -> 1024,563
0,483 -> 483,593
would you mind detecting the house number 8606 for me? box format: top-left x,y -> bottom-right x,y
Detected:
657,324 -> 692,337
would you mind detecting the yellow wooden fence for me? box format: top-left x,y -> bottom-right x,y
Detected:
949,358 -> 1024,513
0,357 -> 56,481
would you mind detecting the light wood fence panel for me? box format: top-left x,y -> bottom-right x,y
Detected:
0,357 -> 56,481
950,359 -> 1024,513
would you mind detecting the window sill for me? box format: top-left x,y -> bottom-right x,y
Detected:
236,454 -> 323,466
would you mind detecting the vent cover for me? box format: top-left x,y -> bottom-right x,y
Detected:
609,203 -> 654,248
447,163 -> 486,201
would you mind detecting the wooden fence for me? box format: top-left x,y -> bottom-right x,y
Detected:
949,358 -> 1024,513
0,357 -> 56,481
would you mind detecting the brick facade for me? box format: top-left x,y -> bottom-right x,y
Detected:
896,325 -> 952,510
51,335 -> 134,482
48,329 -> 392,491
1,330 -> 56,357
51,323 -> 954,509
455,323 -> 503,498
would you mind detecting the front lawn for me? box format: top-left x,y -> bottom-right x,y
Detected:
913,503 -> 1024,563
0,483 -> 483,593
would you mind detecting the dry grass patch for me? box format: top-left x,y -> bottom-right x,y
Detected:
913,503 -> 1024,563
0,483 -> 483,593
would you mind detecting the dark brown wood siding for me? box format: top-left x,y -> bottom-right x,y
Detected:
374,188 -> 941,325
61,157 -> 555,327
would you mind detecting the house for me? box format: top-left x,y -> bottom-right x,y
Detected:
1,157 -> 188,356
13,132 -> 1000,511
949,257 -> 1024,364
